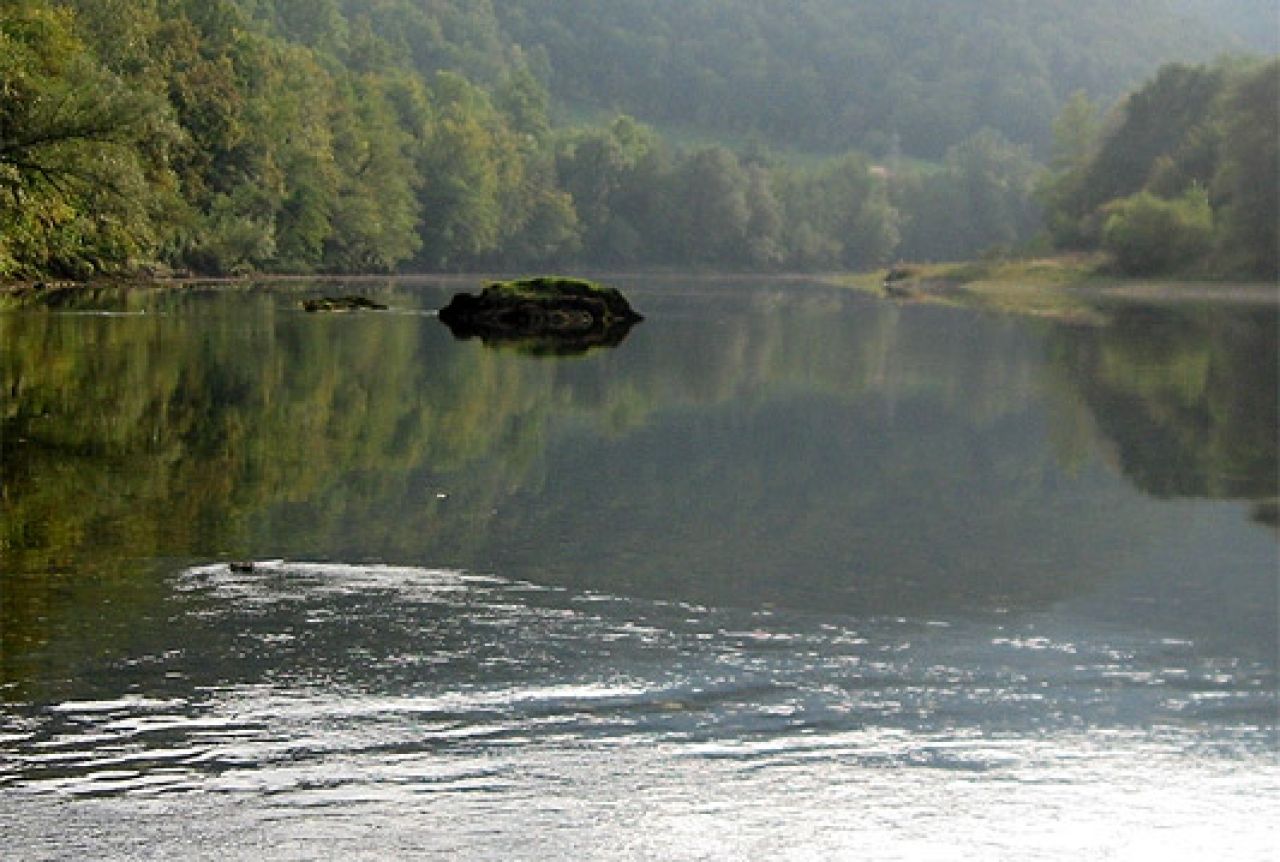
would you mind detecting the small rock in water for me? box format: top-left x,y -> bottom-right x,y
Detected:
228,561 -> 256,573
302,296 -> 388,312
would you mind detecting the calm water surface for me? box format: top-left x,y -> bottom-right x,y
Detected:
1,279 -> 1277,859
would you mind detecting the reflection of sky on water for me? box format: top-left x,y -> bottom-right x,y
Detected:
2,563 -> 1275,859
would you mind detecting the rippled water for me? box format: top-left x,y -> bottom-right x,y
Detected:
2,280 -> 1277,859
4,561 -> 1275,860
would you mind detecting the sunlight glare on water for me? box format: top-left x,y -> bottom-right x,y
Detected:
3,562 -> 1275,860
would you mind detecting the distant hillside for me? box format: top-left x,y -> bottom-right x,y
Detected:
263,1 -> 1271,158
491,0 -> 1266,157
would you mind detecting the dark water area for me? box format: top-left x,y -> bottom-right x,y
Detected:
1,279 -> 1277,859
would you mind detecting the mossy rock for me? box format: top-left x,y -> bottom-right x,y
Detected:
438,277 -> 643,352
302,295 -> 387,312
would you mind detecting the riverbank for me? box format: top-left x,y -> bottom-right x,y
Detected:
825,254 -> 1278,323
4,257 -> 1276,319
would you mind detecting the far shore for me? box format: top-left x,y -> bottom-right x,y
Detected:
4,257 -> 1277,318
823,255 -> 1278,323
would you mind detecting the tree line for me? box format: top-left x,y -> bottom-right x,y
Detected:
0,0 -> 1274,280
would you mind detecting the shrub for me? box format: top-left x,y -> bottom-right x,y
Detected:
1101,189 -> 1213,275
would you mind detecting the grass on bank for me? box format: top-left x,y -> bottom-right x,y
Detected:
828,254 -> 1111,323
829,253 -> 1278,323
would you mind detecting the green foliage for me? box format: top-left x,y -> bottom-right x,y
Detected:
1049,92 -> 1103,171
324,75 -> 421,272
1042,58 -> 1279,278
1038,92 -> 1103,247
1212,60 -> 1279,277
776,153 -> 899,269
893,129 -> 1041,261
1067,64 -> 1226,233
414,73 -> 508,267
2,1 -> 1270,278
1101,189 -> 1214,275
549,118 -> 900,270
0,0 -> 458,277
0,1 -> 173,277
494,0 -> 1247,159
670,147 -> 752,264
553,116 -> 664,265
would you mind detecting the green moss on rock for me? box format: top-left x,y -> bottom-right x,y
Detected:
438,276 -> 643,352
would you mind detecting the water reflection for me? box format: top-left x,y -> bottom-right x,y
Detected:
437,302 -> 641,356
1048,305 -> 1277,512
1,280 -> 1276,696
2,281 -> 1276,858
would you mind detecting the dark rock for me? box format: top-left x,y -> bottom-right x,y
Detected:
438,277 -> 643,354
302,295 -> 388,312
228,561 -> 256,573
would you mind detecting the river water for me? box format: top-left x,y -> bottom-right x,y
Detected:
1,279 -> 1276,859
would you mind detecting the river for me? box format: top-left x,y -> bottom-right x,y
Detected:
1,278 -> 1276,859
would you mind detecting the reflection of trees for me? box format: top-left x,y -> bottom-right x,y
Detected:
480,392 -> 1139,616
438,292 -> 1139,615
1,287 -> 563,690
1047,307 -> 1278,523
461,301 -> 1144,615
10,285 -> 1253,692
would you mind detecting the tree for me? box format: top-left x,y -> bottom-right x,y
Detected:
1212,60 -> 1279,277
777,152 -> 899,269
495,64 -> 551,144
553,115 -> 664,265
945,128 -> 1040,255
414,73 -> 507,267
670,147 -> 750,264
1070,64 -> 1225,236
324,75 -> 421,272
743,164 -> 784,268
494,0 -> 1241,159
0,3 -> 167,277
1049,91 -> 1102,171
1039,91 -> 1102,247
1040,58 -> 1277,277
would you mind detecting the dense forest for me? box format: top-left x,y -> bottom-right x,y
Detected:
0,0 -> 1275,279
